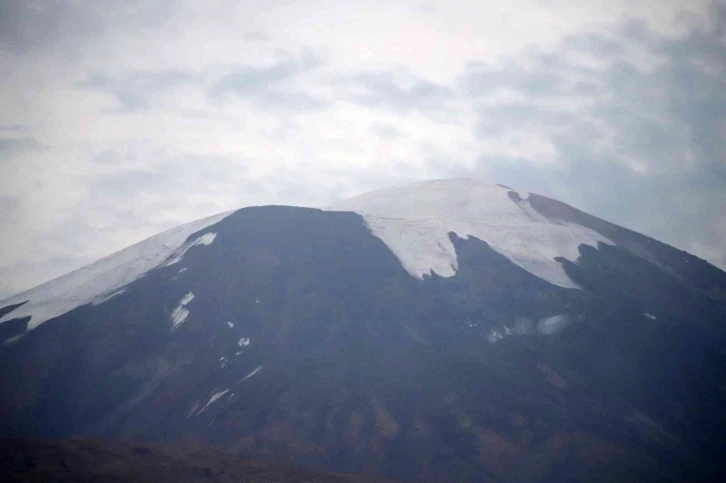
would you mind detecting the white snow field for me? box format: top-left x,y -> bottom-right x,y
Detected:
330,179 -> 613,289
164,232 -> 218,266
0,211 -> 232,331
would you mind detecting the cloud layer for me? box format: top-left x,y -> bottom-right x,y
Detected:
0,0 -> 724,298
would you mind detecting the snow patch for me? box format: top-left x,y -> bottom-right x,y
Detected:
329,179 -> 613,289
164,232 -> 218,266
171,292 -> 194,329
643,313 -> 657,320
536,314 -> 570,335
197,388 -> 230,415
227,321 -> 234,328
187,401 -> 201,418
487,329 -> 505,343
486,317 -> 535,343
3,334 -> 23,345
91,289 -> 125,306
0,211 -> 232,331
486,314 -> 564,342
236,365 -> 263,384
486,324 -> 514,343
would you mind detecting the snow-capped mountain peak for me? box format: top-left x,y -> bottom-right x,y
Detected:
329,179 -> 613,288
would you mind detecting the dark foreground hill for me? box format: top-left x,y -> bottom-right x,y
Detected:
1,436 -> 397,483
1,180 -> 725,482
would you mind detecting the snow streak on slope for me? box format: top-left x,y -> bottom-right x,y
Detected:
0,212 -> 232,331
164,232 -> 218,266
197,388 -> 230,415
330,179 -> 613,289
171,292 -> 195,329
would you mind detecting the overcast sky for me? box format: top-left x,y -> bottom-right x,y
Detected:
0,0 -> 724,299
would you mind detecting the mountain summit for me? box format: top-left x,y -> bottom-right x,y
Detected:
2,179 -> 726,482
332,179 -> 611,287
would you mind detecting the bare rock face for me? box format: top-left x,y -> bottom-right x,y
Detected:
2,180 -> 726,482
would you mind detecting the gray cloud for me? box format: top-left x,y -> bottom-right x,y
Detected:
561,32 -> 626,57
368,122 -> 405,141
0,195 -> 19,223
0,136 -> 42,157
345,72 -> 454,113
243,31 -> 270,42
0,123 -> 31,132
0,0 -> 177,53
78,70 -> 198,111
209,55 -> 328,111
464,61 -> 574,98
77,54 -> 329,112
211,56 -> 319,95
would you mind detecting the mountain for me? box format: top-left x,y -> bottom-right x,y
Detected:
1,179 -> 725,482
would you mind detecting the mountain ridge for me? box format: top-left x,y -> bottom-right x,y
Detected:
1,179 -> 725,482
